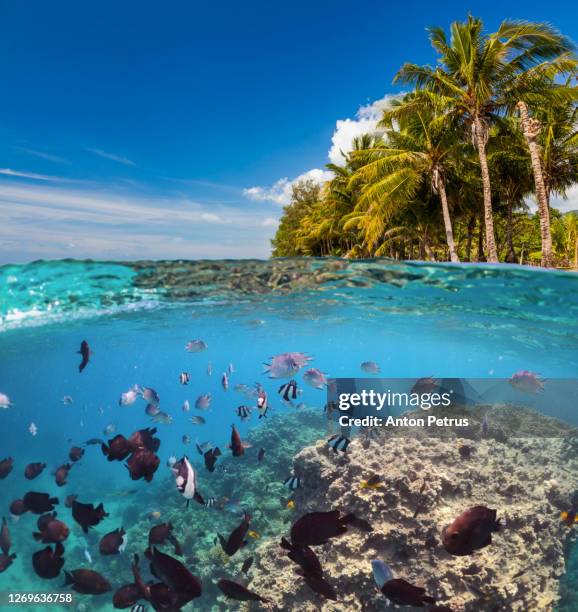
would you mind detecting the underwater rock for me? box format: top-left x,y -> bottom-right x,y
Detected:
244,407 -> 578,611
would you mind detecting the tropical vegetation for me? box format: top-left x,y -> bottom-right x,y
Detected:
272,16 -> 578,268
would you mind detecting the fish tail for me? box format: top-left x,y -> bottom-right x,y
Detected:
341,513 -> 356,525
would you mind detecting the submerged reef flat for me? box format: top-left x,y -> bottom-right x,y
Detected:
244,408 -> 578,611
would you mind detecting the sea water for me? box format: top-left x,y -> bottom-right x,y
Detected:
1,258 -> 578,611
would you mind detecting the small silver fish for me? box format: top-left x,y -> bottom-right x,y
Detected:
182,434 -> 192,445
119,385 -> 139,406
141,387 -> 160,406
62,396 -> 73,405
360,361 -> 381,374
195,394 -> 211,410
228,363 -> 235,374
221,372 -> 229,391
145,403 -> 160,417
207,361 -> 212,376
185,339 -> 208,353
28,422 -> 38,437
151,411 -> 173,425
179,372 -> 190,385
189,415 -> 206,425
84,548 -> 93,564
0,393 -> 13,410
103,423 -> 116,436
182,400 -> 190,413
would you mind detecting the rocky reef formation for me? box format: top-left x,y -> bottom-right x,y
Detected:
245,406 -> 578,611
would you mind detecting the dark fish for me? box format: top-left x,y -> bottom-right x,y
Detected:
24,462 -> 47,480
179,372 -> 190,385
101,435 -> 133,462
78,340 -> 91,373
0,552 -> 16,573
69,447 -> 85,462
217,578 -> 268,602
304,575 -> 337,600
229,424 -> 249,457
284,475 -> 302,491
290,510 -> 356,547
280,537 -> 323,579
218,512 -> 251,556
125,448 -> 160,482
203,447 -> 221,473
32,542 -> 65,579
112,583 -> 142,609
278,379 -> 298,401
23,492 -> 59,514
99,527 -> 127,555
0,518 -> 11,555
381,578 -> 436,606
33,518 -> 70,543
257,448 -> 265,462
349,516 -> 373,532
55,463 -> 72,487
64,568 -> 112,595
85,438 -> 105,446
442,506 -> 501,556
64,494 -> 78,509
128,427 -> 161,453
9,499 -> 27,517
236,405 -> 252,420
149,522 -> 183,556
241,556 -> 254,575
146,546 -> 202,602
71,500 -> 108,533
37,512 -> 57,532
0,457 -> 14,479
327,434 -> 350,453
257,388 -> 269,418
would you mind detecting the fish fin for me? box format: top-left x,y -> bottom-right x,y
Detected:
214,447 -> 222,457
280,537 -> 292,551
341,513 -> 356,525
194,491 -> 205,506
217,534 -> 227,552
63,570 -> 74,587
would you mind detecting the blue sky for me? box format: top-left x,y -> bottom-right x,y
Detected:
0,0 -> 576,262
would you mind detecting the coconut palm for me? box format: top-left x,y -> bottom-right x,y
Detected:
394,16 -> 575,263
349,96 -> 463,261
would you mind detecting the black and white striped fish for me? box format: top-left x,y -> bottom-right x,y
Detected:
204,497 -> 218,508
278,379 -> 298,401
171,456 -> 204,506
179,372 -> 190,385
283,475 -> 302,490
237,405 -> 252,420
257,388 -> 269,418
327,434 -> 350,453
130,604 -> 146,612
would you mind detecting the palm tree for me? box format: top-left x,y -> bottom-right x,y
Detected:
394,16 -> 575,263
350,96 -> 462,261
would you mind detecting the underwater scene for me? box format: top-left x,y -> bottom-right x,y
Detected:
1,258 -> 578,612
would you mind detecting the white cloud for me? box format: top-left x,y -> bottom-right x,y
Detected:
0,180 -> 278,262
244,93 -> 399,206
0,168 -> 74,182
328,94 -> 397,165
243,168 -> 332,206
551,185 -> 578,213
15,147 -> 69,164
87,148 -> 136,167
261,217 -> 278,227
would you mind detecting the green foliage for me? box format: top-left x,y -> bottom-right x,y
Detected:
271,15 -> 578,266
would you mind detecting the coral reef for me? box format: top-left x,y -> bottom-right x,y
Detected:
245,406 -> 578,611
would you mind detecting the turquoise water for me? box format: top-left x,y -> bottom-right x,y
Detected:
1,258 -> 578,610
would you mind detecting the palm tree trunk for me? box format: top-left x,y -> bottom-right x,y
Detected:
574,236 -> 578,272
465,214 -> 475,262
438,181 -> 459,262
505,197 -> 516,263
517,101 -> 553,268
477,215 -> 486,262
473,115 -> 499,263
